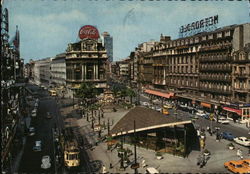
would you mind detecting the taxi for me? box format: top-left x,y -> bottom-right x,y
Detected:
239,159 -> 250,169
224,160 -> 250,174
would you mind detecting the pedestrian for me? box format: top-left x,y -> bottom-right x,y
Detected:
237,148 -> 243,159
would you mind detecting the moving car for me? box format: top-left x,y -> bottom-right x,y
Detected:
33,140 -> 42,152
31,110 -> 37,117
154,106 -> 162,112
46,112 -> 52,119
41,155 -> 51,169
220,132 -> 235,141
215,117 -> 230,124
224,160 -> 249,174
29,127 -> 35,136
233,137 -> 250,147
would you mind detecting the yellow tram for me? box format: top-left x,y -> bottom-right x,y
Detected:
61,128 -> 80,169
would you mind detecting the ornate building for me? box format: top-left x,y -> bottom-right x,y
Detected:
65,37 -> 108,94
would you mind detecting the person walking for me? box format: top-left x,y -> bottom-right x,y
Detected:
237,148 -> 243,159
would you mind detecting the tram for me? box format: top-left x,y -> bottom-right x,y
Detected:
61,127 -> 80,169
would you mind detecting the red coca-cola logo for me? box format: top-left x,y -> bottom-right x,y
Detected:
79,25 -> 100,40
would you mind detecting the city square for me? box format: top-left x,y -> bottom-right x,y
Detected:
1,0 -> 250,173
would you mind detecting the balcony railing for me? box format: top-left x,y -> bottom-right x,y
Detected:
233,72 -> 249,78
199,87 -> 231,95
232,59 -> 250,63
199,43 -> 231,52
199,56 -> 231,63
199,75 -> 231,82
199,65 -> 231,72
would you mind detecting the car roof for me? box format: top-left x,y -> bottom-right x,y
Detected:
146,167 -> 159,173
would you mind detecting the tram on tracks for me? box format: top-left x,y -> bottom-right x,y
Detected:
61,127 -> 80,169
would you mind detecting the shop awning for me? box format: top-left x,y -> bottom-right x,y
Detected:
201,102 -> 211,108
144,89 -> 173,99
222,107 -> 242,116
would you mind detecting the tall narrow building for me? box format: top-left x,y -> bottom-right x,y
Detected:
102,32 -> 113,62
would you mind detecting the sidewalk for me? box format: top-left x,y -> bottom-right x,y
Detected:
11,116 -> 31,173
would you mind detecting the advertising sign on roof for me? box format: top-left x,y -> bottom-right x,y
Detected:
79,25 -> 99,40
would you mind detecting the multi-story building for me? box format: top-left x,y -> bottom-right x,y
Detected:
132,23 -> 250,112
66,26 -> 108,95
1,6 -> 25,173
33,58 -> 52,87
51,53 -> 66,86
232,43 -> 250,103
102,31 -> 113,62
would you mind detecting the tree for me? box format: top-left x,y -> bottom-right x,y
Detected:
126,88 -> 136,104
75,82 -> 98,107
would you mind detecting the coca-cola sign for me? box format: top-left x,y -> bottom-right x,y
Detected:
79,25 -> 100,40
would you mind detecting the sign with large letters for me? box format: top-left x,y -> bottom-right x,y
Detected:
78,25 -> 100,40
179,15 -> 219,38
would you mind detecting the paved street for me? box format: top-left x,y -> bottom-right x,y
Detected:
18,85 -> 62,173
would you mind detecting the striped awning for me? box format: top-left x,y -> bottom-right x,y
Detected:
222,107 -> 242,116
144,89 -> 173,99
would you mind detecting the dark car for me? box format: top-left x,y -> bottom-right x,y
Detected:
46,112 -> 52,119
221,132 -> 235,141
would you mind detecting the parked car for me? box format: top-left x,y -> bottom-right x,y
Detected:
33,140 -> 42,152
224,160 -> 249,174
41,155 -> 51,169
154,106 -> 162,112
28,127 -> 35,136
163,104 -> 173,109
215,117 -> 230,124
145,167 -> 160,174
46,112 -> 52,119
233,137 -> 250,147
221,132 -> 235,141
195,111 -> 207,118
31,110 -> 37,117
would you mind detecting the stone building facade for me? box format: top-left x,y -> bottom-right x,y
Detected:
65,38 -> 108,93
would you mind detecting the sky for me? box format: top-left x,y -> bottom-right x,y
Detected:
3,0 -> 250,63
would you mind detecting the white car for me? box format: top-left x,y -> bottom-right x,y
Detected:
41,155 -> 51,169
142,102 -> 149,107
155,106 -> 162,112
29,127 -> 35,136
31,110 -> 37,117
33,140 -> 42,151
217,117 -> 230,124
195,112 -> 207,118
233,137 -> 250,147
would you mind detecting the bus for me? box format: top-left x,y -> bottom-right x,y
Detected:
49,90 -> 57,96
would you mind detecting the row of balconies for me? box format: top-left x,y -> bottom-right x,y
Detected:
233,87 -> 250,93
200,64 -> 231,72
199,87 -> 231,94
199,75 -> 231,82
199,43 -> 231,52
199,56 -> 230,62
232,58 -> 250,63
152,79 -> 166,85
233,72 -> 249,78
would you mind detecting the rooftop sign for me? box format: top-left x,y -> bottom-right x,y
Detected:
179,15 -> 219,38
78,25 -> 100,40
